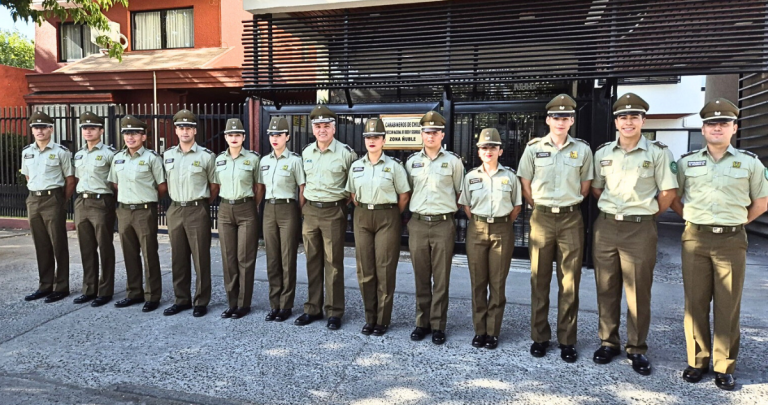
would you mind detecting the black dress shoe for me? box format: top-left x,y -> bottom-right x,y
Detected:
431,330 -> 446,345
472,335 -> 486,348
163,304 -> 192,316
222,307 -> 237,319
274,309 -> 292,322
142,301 -> 159,312
627,353 -> 652,376
682,366 -> 709,383
484,336 -> 499,350
231,307 -> 249,319
410,327 -> 432,341
715,373 -> 735,390
114,297 -> 145,308
530,341 -> 549,358
90,296 -> 112,307
593,345 -> 621,364
24,290 -> 52,301
372,325 -> 388,336
327,317 -> 342,330
44,291 -> 70,303
73,294 -> 96,304
560,344 -> 578,363
265,308 -> 279,321
294,313 -> 323,326
193,306 -> 208,317
361,323 -> 375,335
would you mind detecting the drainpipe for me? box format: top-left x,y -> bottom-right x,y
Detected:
153,71 -> 159,151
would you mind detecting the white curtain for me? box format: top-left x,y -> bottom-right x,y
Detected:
134,11 -> 162,50
61,24 -> 83,60
82,26 -> 100,55
166,9 -> 194,48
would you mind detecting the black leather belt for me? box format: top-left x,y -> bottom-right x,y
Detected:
535,204 -> 579,214
412,213 -> 453,222
29,188 -> 62,196
119,203 -> 155,210
221,197 -> 252,205
172,199 -> 206,207
307,200 -> 344,208
688,223 -> 743,234
600,211 -> 653,222
267,198 -> 295,205
358,203 -> 395,210
472,214 -> 510,223
80,193 -> 111,199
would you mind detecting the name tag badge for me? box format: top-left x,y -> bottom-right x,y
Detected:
353,167 -> 364,172
74,155 -> 84,160
412,162 -> 424,168
115,159 -> 125,164
216,160 -> 226,166
165,158 -> 174,164
24,154 -> 34,159
469,178 -> 482,184
600,160 -> 612,167
688,161 -> 706,167
536,152 -> 551,158
261,165 -> 270,171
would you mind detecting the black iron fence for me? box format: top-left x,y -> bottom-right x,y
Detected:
0,103 -> 249,227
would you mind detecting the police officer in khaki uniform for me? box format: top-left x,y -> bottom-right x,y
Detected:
21,111 -> 75,303
517,95 -> 594,362
591,93 -> 678,375
671,99 -> 768,390
459,128 -> 522,350
259,117 -> 306,323
162,110 -> 218,318
346,118 -> 411,336
72,111 -> 117,307
108,115 -> 167,312
214,118 -> 260,320
296,105 -> 358,330
406,111 -> 465,345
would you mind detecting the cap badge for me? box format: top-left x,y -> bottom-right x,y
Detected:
233,125 -> 237,129
318,116 -> 324,119
37,119 -> 41,122
127,124 -> 132,128
485,135 -> 491,140
714,111 -> 721,116
86,120 -> 91,123
559,106 -> 565,110
183,118 -> 188,121
626,105 -> 632,109
429,121 -> 434,125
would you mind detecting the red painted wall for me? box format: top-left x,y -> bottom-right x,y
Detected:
34,0 -> 248,74
0,65 -> 32,107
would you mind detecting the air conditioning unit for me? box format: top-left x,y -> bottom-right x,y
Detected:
91,21 -> 128,52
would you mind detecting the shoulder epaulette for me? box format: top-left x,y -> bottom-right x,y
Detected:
167,145 -> 178,152
291,151 -> 300,158
574,138 -> 590,147
58,144 -> 69,152
250,150 -> 260,158
680,150 -> 699,159
344,144 -> 354,153
148,149 -> 159,156
218,150 -> 227,155
527,137 -> 541,146
353,156 -> 365,164
203,147 -> 214,154
23,144 -> 32,150
447,151 -> 461,160
739,149 -> 758,158
471,166 -> 482,173
651,140 -> 668,149
596,141 -> 612,151
392,157 -> 402,164
406,152 -> 419,161
302,143 -> 313,152
107,145 -> 116,152
505,166 -> 517,174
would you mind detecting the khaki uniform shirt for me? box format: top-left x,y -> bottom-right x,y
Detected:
302,138 -> 358,202
677,145 -> 768,226
258,150 -> 306,200
459,166 -> 522,217
517,134 -> 594,207
345,154 -> 411,204
593,136 -> 678,216
74,142 -> 116,194
163,143 -> 216,202
108,147 -> 165,204
406,147 -> 465,215
214,148 -> 260,200
21,142 -> 74,191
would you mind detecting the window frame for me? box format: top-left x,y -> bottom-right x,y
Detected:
130,7 -> 195,51
59,22 -> 100,62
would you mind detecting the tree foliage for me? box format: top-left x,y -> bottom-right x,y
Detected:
1,0 -> 129,60
0,29 -> 34,69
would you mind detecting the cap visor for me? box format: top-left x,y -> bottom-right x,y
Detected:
175,123 -> 196,127
548,112 -> 575,117
421,126 -> 444,132
614,109 -> 647,116
79,123 -> 103,128
266,130 -> 288,134
311,118 -> 335,124
476,142 -> 502,147
29,124 -> 54,127
702,117 -> 737,123
362,132 -> 386,137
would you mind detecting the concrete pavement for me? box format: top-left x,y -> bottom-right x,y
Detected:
0,223 -> 767,404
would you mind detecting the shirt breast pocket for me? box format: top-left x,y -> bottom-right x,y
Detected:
638,165 -> 655,179
684,166 -> 708,178
469,182 -> 484,192
277,169 -> 291,177
501,183 -> 513,192
379,171 -> 394,190
724,167 -> 749,186
44,159 -> 60,178
534,157 -> 554,169
165,163 -> 175,172
189,165 -> 204,177
215,165 -> 227,173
